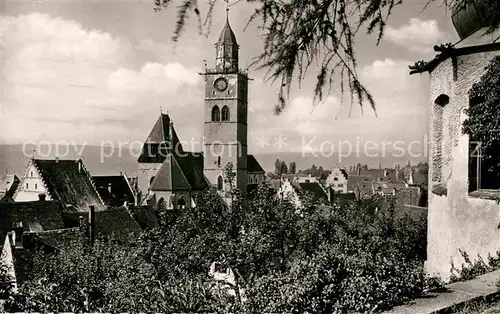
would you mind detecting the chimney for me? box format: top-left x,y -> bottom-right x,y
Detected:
55,157 -> 59,163
88,205 -> 96,245
12,222 -> 23,248
78,215 -> 85,231
120,171 -> 123,176
38,193 -> 46,201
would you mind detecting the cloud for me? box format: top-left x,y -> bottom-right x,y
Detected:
385,18 -> 447,54
248,58 -> 429,154
1,13 -> 202,144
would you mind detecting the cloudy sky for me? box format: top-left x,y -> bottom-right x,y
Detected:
1,0 -> 458,155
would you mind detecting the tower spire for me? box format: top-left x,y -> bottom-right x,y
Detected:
225,0 -> 229,21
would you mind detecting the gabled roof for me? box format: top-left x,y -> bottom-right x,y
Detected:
150,153 -> 208,192
297,182 -> 328,202
0,174 -> 20,201
92,174 -> 135,207
0,200 -> 65,243
138,114 -> 183,163
28,159 -> 105,212
247,155 -> 265,173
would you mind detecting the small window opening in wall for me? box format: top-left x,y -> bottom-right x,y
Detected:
435,94 -> 450,107
30,171 -> 33,177
35,183 -> 37,189
468,139 -> 500,192
26,183 -> 28,189
217,156 -> 221,167
212,91 -> 216,95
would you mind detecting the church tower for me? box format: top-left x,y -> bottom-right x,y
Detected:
203,12 -> 248,194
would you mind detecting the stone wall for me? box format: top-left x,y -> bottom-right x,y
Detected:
426,46 -> 500,280
137,162 -> 163,196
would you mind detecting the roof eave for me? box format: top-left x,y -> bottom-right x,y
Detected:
409,42 -> 500,75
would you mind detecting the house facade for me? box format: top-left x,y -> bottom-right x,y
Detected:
326,168 -> 348,194
410,0 -> 500,280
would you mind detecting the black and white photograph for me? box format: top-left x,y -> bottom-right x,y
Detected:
2,0 -> 500,313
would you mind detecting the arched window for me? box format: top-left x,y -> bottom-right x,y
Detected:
432,94 -> 449,184
334,177 -> 338,181
217,156 -> 221,167
157,197 -> 167,211
217,176 -> 223,190
212,106 -> 220,122
221,105 -> 230,121
177,197 -> 186,209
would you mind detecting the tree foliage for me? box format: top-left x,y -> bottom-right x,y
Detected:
462,55 -> 500,183
4,184 -> 434,313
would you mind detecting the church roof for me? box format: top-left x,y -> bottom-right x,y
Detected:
138,114 -> 184,163
26,159 -> 106,212
218,18 -> 238,45
247,155 -> 265,173
146,113 -> 171,143
150,153 -> 208,192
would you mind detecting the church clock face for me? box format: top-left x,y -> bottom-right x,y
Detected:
214,77 -> 228,92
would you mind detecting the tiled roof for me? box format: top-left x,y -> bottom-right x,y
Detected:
297,182 -> 328,202
150,153 -> 208,191
63,208 -> 142,241
347,175 -> 372,192
31,159 -> 106,212
0,200 -> 65,243
138,114 -> 183,163
373,181 -> 406,195
247,155 -> 265,173
7,228 -> 84,286
128,205 -> 159,229
92,175 -> 135,207
0,174 -> 20,202
330,192 -> 356,202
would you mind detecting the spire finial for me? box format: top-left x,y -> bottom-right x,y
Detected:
160,105 -> 163,114
225,0 -> 229,21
